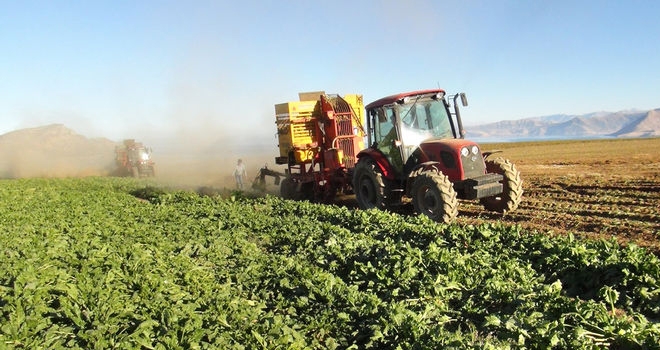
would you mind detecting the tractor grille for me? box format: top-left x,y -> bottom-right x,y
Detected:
461,150 -> 487,179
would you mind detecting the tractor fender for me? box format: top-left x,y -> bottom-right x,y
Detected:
356,149 -> 396,180
482,150 -> 503,160
405,161 -> 443,195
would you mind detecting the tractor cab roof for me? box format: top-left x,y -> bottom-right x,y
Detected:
365,89 -> 446,110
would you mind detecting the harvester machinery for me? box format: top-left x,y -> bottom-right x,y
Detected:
251,165 -> 286,192
258,90 -> 523,223
264,91 -> 366,202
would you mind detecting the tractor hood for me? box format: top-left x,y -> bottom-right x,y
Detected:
419,138 -> 477,154
412,138 -> 487,180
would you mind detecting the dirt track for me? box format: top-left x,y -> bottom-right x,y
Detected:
457,138 -> 660,253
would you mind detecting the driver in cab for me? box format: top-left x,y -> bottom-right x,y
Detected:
378,110 -> 404,171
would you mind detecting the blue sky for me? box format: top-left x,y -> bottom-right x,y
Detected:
1,0 -> 659,145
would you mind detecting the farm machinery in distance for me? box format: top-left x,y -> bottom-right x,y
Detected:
254,90 -> 522,223
114,139 -> 155,178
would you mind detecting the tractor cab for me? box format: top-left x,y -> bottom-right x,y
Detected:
364,89 -> 468,179
129,147 -> 152,164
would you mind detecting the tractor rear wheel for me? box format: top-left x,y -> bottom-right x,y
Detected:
480,157 -> 523,213
411,172 -> 458,223
353,158 -> 386,210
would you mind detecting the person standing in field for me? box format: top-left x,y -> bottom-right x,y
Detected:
233,159 -> 247,190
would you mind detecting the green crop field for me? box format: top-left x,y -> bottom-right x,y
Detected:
1,176 -> 659,349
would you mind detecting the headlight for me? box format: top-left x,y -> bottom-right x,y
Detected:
461,147 -> 470,157
471,145 -> 479,155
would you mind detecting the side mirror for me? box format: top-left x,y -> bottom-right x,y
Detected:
460,93 -> 468,107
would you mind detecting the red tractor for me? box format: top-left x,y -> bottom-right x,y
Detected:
354,89 -> 522,222
266,90 -> 522,223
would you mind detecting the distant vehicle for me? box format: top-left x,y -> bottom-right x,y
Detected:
115,139 -> 155,177
256,89 -> 522,223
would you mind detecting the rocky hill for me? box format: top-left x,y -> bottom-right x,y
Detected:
467,109 -> 659,139
611,109 -> 660,137
0,124 -> 118,178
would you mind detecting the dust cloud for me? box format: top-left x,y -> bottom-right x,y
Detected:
128,116 -> 281,191
0,124 -> 117,179
150,140 -> 280,191
0,122 -> 285,193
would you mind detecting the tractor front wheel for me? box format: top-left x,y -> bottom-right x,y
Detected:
353,158 -> 386,210
481,157 -> 523,213
411,172 -> 458,223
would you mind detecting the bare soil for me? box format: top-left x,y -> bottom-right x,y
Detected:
457,138 -> 660,253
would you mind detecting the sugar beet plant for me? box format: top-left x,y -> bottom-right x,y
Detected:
1,178 -> 659,349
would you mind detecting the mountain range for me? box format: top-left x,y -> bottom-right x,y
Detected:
466,108 -> 660,140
